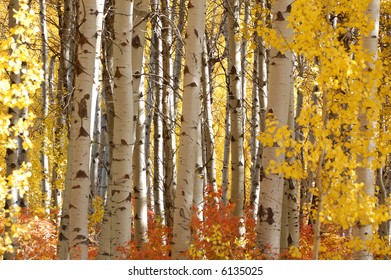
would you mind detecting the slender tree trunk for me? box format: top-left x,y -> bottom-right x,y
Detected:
108,0 -> 134,259
352,0 -> 380,260
222,92 -> 231,205
172,0 -> 206,259
221,4 -> 230,205
151,0 -> 166,225
90,96 -> 101,200
280,93 -> 299,252
227,0 -> 245,218
56,0 -> 77,260
96,0 -> 114,259
250,0 -> 268,217
4,0 -> 21,260
172,0 -> 186,115
68,0 -> 104,260
202,41 -> 217,192
162,0 -> 177,228
145,37 -> 155,212
256,0 -> 293,258
132,0 -> 149,246
39,0 -> 52,215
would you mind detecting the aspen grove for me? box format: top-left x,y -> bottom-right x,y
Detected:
1,0 -> 391,260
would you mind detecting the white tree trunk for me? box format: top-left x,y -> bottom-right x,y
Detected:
202,41 -> 217,192
132,0 -> 149,246
352,0 -> 380,260
96,1 -> 114,259
4,0 -> 22,260
56,0 -> 77,260
172,0 -> 206,259
150,0 -> 165,225
227,0 -> 245,218
250,0 -> 268,219
256,0 -> 293,258
68,0 -> 104,260
39,0 -> 52,215
109,0 -> 134,259
280,92 -> 299,252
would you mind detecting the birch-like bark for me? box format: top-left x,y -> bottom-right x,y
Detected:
221,2 -> 230,205
194,118 -> 204,221
352,0 -> 380,260
162,0 -> 177,228
172,0 -> 206,259
250,0 -> 268,218
56,0 -> 77,260
202,41 -> 217,192
4,0 -> 21,260
227,0 -> 245,217
109,0 -> 134,259
132,0 -> 149,246
151,0 -> 166,225
96,0 -> 114,259
256,0 -> 293,258
280,92 -> 299,252
145,35 -> 154,212
90,96 -> 101,199
172,0 -> 186,115
68,0 -> 104,260
222,92 -> 231,205
39,0 -> 51,215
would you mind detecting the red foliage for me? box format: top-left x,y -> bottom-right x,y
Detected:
287,222 -> 352,260
0,210 -> 57,260
183,186 -> 265,260
119,211 -> 172,260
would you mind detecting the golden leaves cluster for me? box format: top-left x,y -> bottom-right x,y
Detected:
0,0 -> 43,257
256,0 -> 391,243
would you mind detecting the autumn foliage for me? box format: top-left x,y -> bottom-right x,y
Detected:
1,195 -> 391,260
0,211 -> 56,260
186,187 -> 264,260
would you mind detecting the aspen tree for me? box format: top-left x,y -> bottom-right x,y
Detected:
250,0 -> 268,218
39,0 -> 51,214
352,0 -> 380,260
2,0 -> 41,260
56,0 -> 77,258
109,0 -> 134,259
221,2 -> 230,205
202,41 -> 217,192
227,0 -> 245,218
150,0 -> 165,225
280,93 -> 299,251
172,0 -> 206,259
172,0 -> 186,112
68,0 -> 104,259
3,0 -> 22,260
162,0 -> 177,228
256,0 -> 293,258
132,0 -> 149,246
96,0 -> 114,259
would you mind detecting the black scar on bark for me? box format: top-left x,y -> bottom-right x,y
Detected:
75,170 -> 88,178
276,11 -> 285,21
258,205 -> 275,225
78,127 -> 89,137
132,35 -> 141,48
266,207 -> 275,225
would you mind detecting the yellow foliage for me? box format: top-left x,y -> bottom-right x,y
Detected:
0,0 -> 43,257
253,0 -> 391,258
